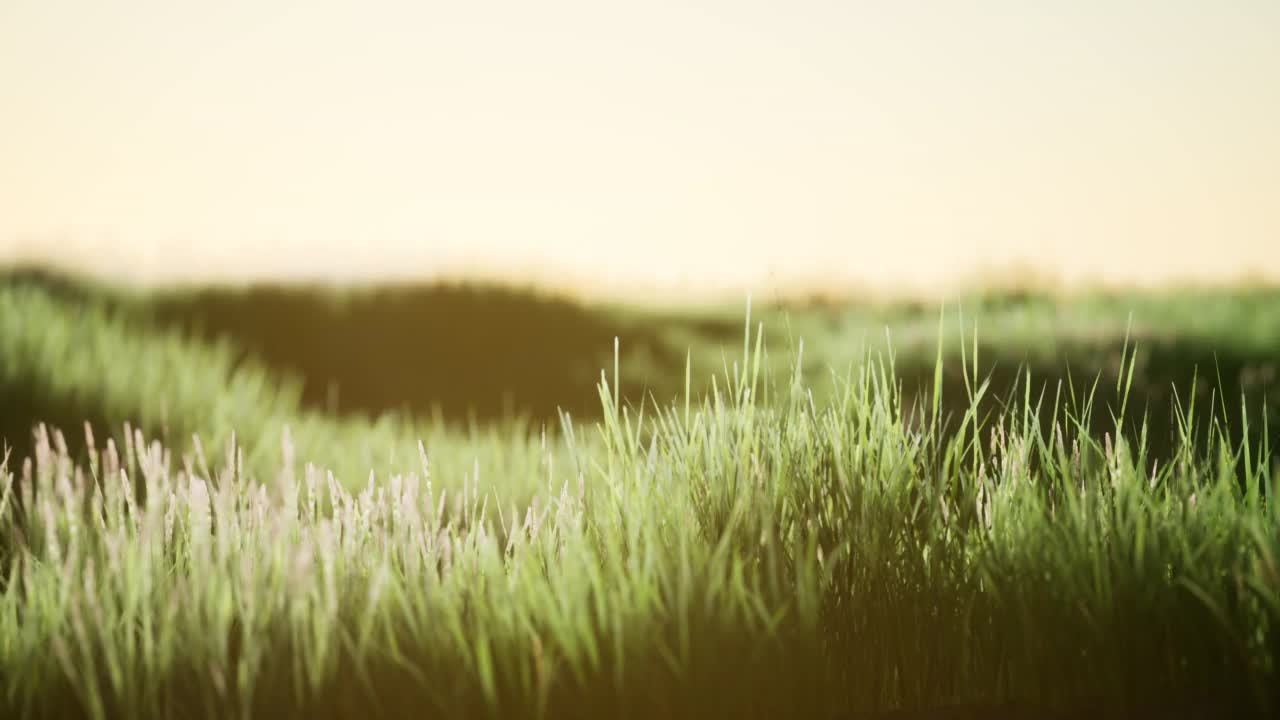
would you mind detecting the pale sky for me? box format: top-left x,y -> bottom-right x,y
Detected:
2,0 -> 1278,299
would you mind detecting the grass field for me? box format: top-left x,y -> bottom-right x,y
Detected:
2,269 -> 1279,718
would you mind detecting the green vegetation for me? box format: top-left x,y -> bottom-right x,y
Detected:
1,271 -> 1279,718
0,276 -> 585,507
5,268 -> 1279,470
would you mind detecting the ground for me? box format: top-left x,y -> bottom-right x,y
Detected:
1,269 -> 1278,718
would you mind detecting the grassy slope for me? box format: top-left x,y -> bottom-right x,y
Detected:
0,275 -> 582,504
1,314 -> 1278,718
2,269 -> 1278,477
2,270 -> 1280,717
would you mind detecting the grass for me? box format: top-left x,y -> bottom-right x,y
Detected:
2,271 -> 1280,717
0,277 -> 585,507
4,268 -> 1279,471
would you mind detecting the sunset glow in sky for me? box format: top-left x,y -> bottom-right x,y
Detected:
2,1 -> 1278,299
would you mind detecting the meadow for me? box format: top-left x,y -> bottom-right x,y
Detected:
2,269 -> 1279,718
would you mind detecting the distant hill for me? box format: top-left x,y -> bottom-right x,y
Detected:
2,266 -> 1278,470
